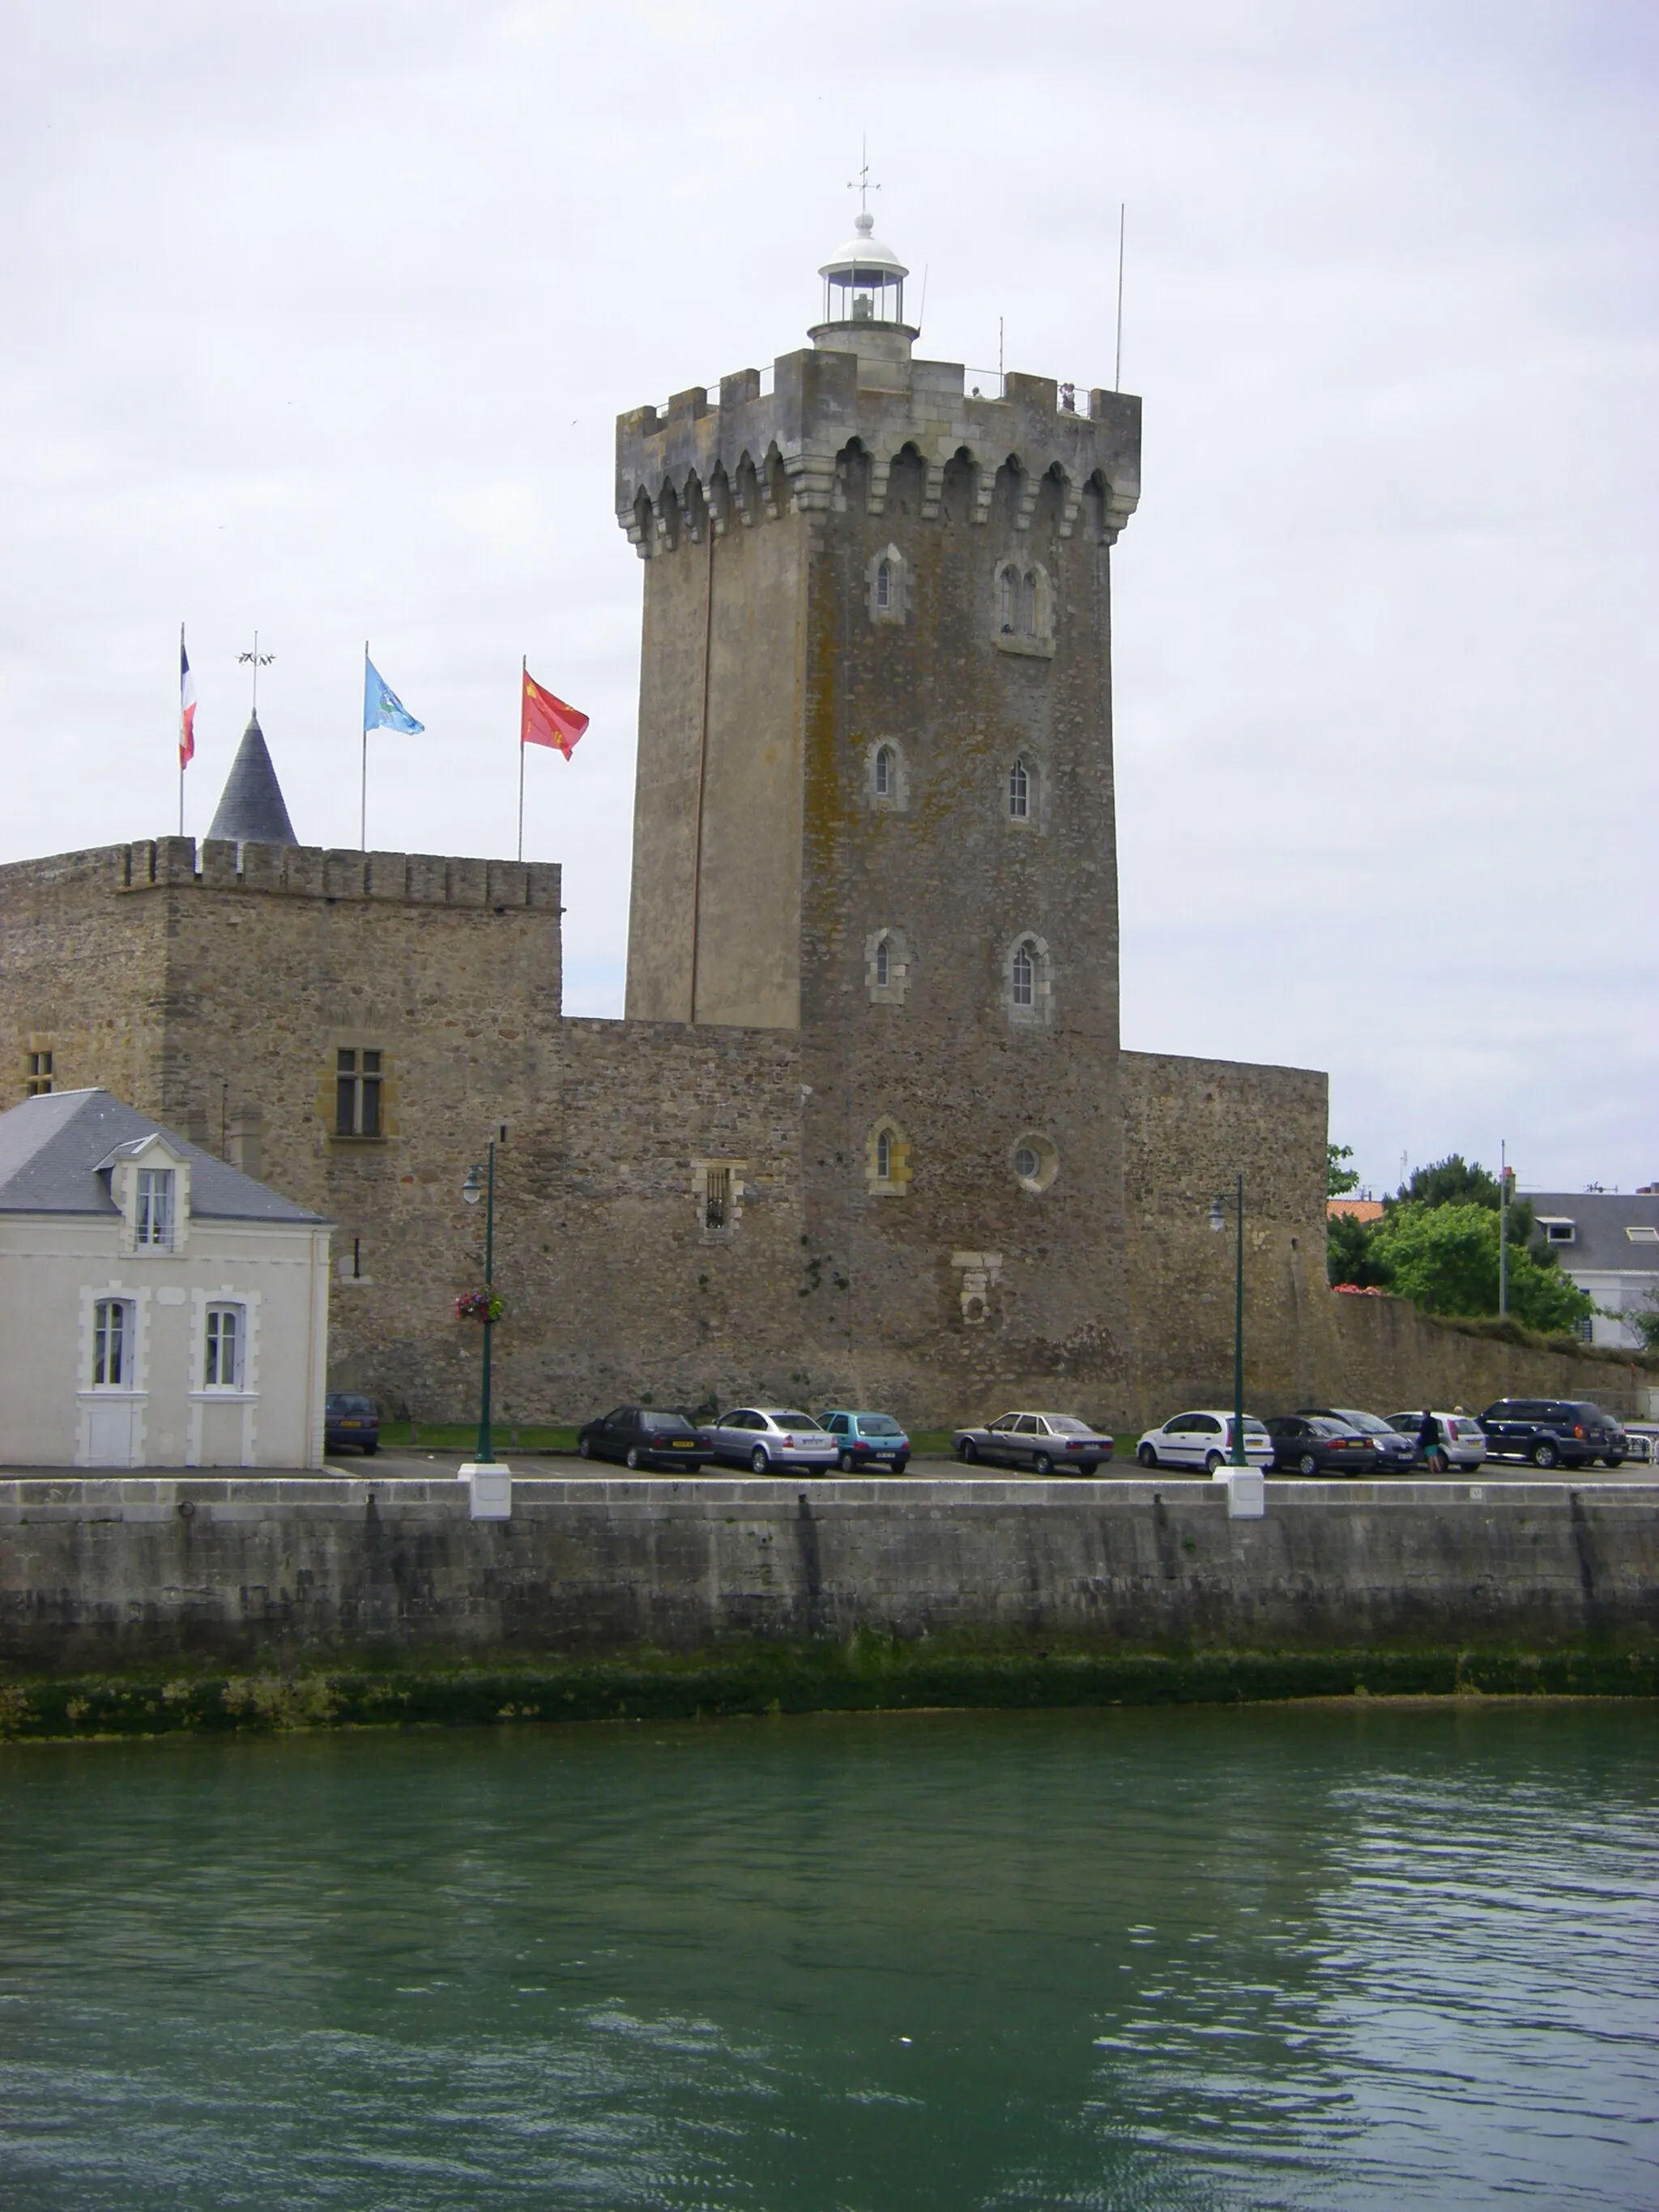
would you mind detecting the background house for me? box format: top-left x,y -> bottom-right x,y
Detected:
0,1089 -> 331,1468
1524,1191 -> 1659,1351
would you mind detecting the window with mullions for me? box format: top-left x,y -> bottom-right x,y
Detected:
204,1305 -> 242,1388
335,1049 -> 383,1137
135,1168 -> 174,1248
92,1298 -> 131,1387
1011,941 -> 1035,1008
873,744 -> 895,798
25,1049 -> 52,1097
1009,757 -> 1030,820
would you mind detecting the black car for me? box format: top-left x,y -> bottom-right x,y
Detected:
577,1406 -> 708,1471
1262,1414 -> 1380,1477
324,1392 -> 380,1455
1299,1407 -> 1417,1472
1478,1400 -> 1626,1469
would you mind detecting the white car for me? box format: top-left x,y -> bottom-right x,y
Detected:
1136,1410 -> 1273,1473
1384,1412 -> 1488,1473
702,1406 -> 839,1475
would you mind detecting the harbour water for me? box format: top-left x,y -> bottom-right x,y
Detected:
1,1703 -> 1654,2210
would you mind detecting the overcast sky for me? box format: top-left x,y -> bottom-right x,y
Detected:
2,2 -> 1653,1197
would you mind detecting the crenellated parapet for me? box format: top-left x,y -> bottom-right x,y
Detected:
615,347 -> 1141,559
117,838 -> 561,912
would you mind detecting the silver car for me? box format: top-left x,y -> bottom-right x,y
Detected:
1384,1412 -> 1488,1473
702,1406 -> 839,1475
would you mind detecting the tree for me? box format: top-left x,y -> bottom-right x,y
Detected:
1624,1289 -> 1659,1354
1392,1153 -> 1534,1243
1327,1142 -> 1360,1199
1327,1209 -> 1388,1289
1371,1202 -> 1593,1332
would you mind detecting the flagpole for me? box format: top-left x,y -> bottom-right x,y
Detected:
518,654 -> 526,863
178,621 -> 186,837
360,641 -> 369,852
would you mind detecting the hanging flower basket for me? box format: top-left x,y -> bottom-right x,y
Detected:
454,1290 -> 504,1323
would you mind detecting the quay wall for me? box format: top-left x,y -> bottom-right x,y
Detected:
1,1477 -> 1655,1681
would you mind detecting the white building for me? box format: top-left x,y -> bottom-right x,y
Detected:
1525,1190 -> 1659,1352
0,1089 -> 331,1468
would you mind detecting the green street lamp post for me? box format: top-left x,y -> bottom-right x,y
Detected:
462,1143 -> 498,1465
1209,1173 -> 1247,1467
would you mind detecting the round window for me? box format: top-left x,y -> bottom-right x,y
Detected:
1012,1133 -> 1059,1191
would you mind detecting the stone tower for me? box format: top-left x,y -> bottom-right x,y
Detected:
616,211 -> 1145,1401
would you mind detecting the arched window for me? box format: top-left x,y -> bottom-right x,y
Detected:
874,744 -> 893,798
1008,757 -> 1030,820
876,1127 -> 893,1179
998,566 -> 1017,633
874,937 -> 891,988
866,1117 -> 911,1195
1011,940 -> 1035,1008
1020,570 -> 1038,636
875,559 -> 892,611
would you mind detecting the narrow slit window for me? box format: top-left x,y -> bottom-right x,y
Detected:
1009,758 -> 1030,819
874,938 -> 891,988
135,1168 -> 173,1248
876,1129 -> 893,1180
704,1166 -> 731,1233
875,559 -> 891,611
874,744 -> 893,797
92,1299 -> 129,1387
204,1306 -> 241,1388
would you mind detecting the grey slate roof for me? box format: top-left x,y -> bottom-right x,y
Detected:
206,712 -> 298,846
1525,1191 -> 1659,1272
0,1090 -> 323,1223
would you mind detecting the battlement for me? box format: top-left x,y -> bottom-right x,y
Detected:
116,838 -> 561,913
615,347 -> 1141,558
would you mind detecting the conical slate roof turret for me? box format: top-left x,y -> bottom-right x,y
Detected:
206,712 -> 297,846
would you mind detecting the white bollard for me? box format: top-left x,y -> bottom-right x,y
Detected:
458,1462 -> 512,1519
1214,1467 -> 1265,1519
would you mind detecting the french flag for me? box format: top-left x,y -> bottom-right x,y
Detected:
179,625 -> 196,768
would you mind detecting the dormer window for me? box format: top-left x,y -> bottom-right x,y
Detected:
136,1168 -> 174,1249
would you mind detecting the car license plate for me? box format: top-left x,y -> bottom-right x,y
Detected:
341,1420 -> 360,1428
672,1439 -> 693,1449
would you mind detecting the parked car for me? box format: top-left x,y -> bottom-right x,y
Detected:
1476,1399 -> 1626,1469
324,1391 -> 380,1455
1135,1411 -> 1273,1473
1299,1407 -> 1417,1473
1263,1414 -> 1380,1477
950,1412 -> 1115,1474
821,1409 -> 911,1473
1384,1411 -> 1489,1472
577,1405 -> 707,1471
702,1407 -> 839,1475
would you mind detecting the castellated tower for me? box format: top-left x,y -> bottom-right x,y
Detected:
616,211 -> 1145,1396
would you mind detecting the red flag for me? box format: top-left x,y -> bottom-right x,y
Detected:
179,626 -> 197,768
521,668 -> 588,760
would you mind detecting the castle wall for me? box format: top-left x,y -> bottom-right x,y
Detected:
0,846 -> 170,1115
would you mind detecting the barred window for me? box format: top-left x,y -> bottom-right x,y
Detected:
703,1165 -> 731,1233
336,1048 -> 383,1137
204,1305 -> 242,1388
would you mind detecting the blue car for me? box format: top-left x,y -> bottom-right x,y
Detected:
821,1409 -> 911,1473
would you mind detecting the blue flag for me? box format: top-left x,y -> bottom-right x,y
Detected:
364,655 -> 424,735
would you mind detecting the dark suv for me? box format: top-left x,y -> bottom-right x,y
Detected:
1478,1400 -> 1626,1470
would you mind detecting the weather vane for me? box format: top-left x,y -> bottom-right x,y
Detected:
237,630 -> 275,714
848,137 -> 880,217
